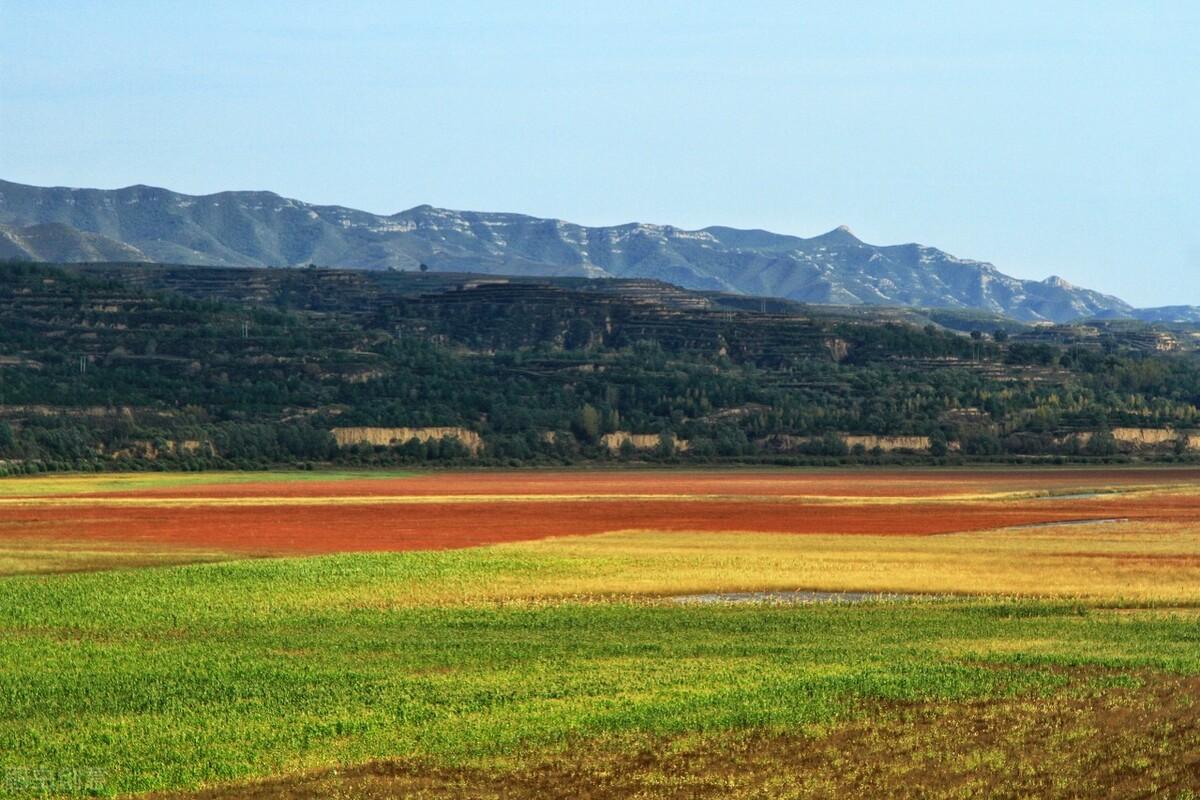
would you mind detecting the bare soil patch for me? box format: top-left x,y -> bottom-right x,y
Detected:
152,670 -> 1200,800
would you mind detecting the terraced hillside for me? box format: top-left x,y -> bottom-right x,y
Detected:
2,261 -> 1200,471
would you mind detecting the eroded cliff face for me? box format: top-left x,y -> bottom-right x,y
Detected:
1062,428 -> 1198,450
331,427 -> 483,454
600,431 -> 690,452
760,434 -> 934,453
843,435 -> 931,452
1112,428 -> 1185,446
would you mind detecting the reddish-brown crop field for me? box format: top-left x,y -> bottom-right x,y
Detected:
2,468 -> 1199,560
75,467 -> 1200,499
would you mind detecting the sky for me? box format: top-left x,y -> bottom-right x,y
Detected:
1,1 -> 1197,307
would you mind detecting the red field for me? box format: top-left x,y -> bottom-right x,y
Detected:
74,467 -> 1200,500
2,469 -> 1199,558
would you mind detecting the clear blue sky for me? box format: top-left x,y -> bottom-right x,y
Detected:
2,1 -> 1197,306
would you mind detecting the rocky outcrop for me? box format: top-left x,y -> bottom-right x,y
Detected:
759,433 -> 938,453
824,337 -> 851,362
331,426 -> 483,453
600,431 -> 689,452
843,435 -> 931,452
1061,428 -> 1197,451
1111,428 -> 1182,446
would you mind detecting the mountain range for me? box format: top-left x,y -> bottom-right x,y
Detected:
0,178 -> 1189,324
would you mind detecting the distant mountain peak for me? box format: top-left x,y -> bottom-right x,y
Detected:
812,224 -> 862,245
0,178 -> 1151,323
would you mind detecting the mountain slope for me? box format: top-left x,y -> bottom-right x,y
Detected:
0,222 -> 147,263
1129,306 -> 1200,324
0,178 -> 1135,322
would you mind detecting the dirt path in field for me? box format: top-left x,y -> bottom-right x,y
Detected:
0,469 -> 1198,561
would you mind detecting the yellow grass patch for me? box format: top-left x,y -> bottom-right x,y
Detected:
0,536 -> 234,575
438,521 -> 1200,605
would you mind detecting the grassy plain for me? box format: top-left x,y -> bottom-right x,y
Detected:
1,470 -> 1199,798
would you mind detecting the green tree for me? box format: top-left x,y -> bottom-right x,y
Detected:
1085,429 -> 1119,457
575,404 -> 602,443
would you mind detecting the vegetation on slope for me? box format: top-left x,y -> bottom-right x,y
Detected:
2,261 -> 1200,471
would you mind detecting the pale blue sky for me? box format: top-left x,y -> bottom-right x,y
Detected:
2,1 -> 1197,306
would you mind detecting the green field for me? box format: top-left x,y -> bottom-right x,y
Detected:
3,544 -> 1200,798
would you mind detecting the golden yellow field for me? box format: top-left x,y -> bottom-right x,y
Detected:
2,469 -> 1200,603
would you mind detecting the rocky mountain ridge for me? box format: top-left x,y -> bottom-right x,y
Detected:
0,178 -> 1182,323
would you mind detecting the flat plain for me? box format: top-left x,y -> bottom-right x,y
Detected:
2,468 -> 1199,798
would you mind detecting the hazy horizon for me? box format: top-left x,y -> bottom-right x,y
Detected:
2,1 -> 1197,306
